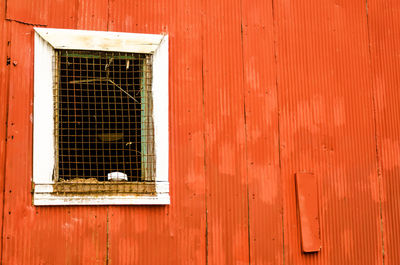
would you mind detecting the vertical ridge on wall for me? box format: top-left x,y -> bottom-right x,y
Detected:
276,0 -> 383,264
107,0 -> 207,264
202,0 -> 249,264
368,1 -> 400,264
241,0 -> 283,264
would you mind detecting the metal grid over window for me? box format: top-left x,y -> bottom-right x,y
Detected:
53,50 -> 155,186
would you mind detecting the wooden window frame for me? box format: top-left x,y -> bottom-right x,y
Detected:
33,28 -> 169,205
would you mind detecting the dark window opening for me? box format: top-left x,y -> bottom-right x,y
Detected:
54,50 -> 154,182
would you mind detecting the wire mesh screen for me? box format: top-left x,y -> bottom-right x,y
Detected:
54,50 -> 155,184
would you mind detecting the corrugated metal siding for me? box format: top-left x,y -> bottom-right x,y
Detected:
6,0 -> 48,25
2,22 -> 108,265
0,0 -> 400,264
276,1 -> 383,264
368,1 -> 400,264
202,0 -> 250,264
107,1 -> 206,264
241,0 -> 283,264
47,0 -> 78,28
76,0 -> 108,30
0,1 -> 10,262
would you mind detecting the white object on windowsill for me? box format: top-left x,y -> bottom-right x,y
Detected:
107,172 -> 128,181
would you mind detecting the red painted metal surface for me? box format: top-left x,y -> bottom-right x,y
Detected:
202,0 -> 250,264
0,0 -> 10,262
295,173 -> 321,253
276,1 -> 383,264
6,0 -> 48,25
241,0 -> 283,263
107,0 -> 206,264
2,21 -> 108,265
368,1 -> 400,264
0,0 -> 400,264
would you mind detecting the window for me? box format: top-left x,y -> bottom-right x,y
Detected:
33,28 -> 169,205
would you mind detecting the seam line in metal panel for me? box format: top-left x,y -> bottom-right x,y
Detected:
239,0 -> 251,263
200,3 -> 208,263
365,0 -> 385,264
271,0 -> 284,264
4,18 -> 46,27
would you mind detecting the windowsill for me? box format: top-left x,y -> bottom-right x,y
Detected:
33,181 -> 169,205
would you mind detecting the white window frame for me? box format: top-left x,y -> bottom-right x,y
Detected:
33,28 -> 169,205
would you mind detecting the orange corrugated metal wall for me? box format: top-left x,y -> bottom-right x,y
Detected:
0,0 -> 399,264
